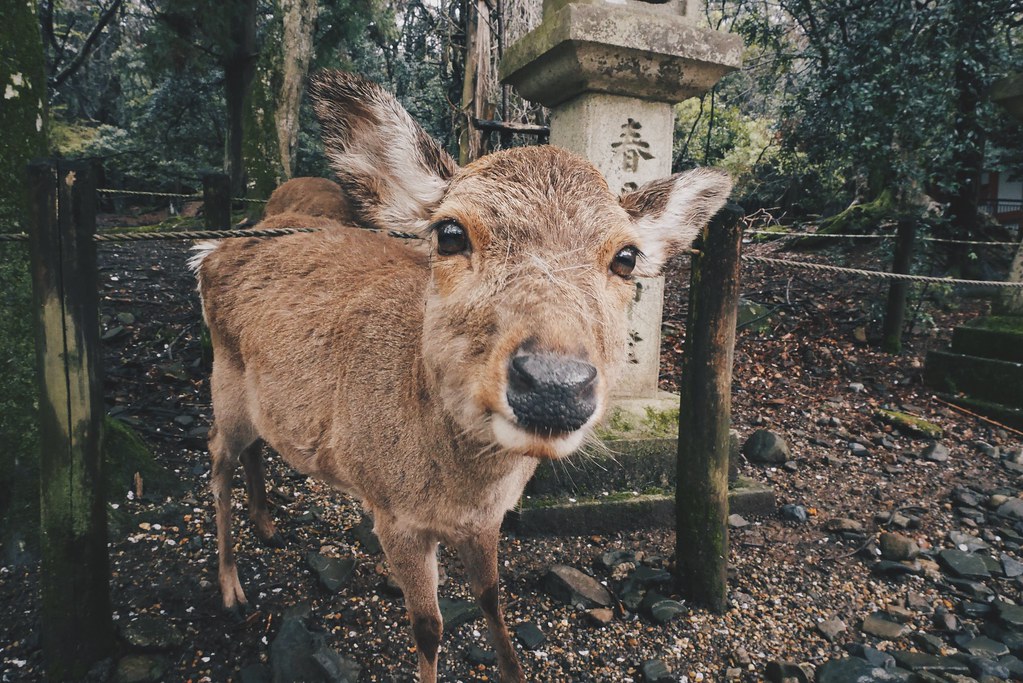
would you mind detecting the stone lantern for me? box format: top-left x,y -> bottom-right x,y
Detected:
501,0 -> 742,419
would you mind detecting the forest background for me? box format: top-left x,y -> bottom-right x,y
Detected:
1,0 -> 1023,556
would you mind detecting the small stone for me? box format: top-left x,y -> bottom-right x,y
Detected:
891,651 -> 970,675
960,601 -> 993,619
879,532 -> 920,561
815,658 -> 904,683
998,498 -> 1023,522
115,655 -> 167,683
849,382 -> 865,393
584,608 -> 614,626
1003,553 -> 1023,578
780,504 -> 808,523
974,440 -> 998,457
817,617 -> 847,642
922,442 -> 950,462
641,659 -> 673,682
953,489 -> 982,508
872,560 -> 922,578
306,552 -> 356,593
439,598 -> 481,632
465,645 -> 496,666
990,494 -> 1010,508
912,633 -> 946,655
938,549 -> 991,579
849,442 -> 870,457
998,655 -> 1023,679
543,565 -> 613,608
514,622 -> 545,650
963,655 -> 1011,680
351,514 -> 382,554
116,312 -> 136,325
862,612 -> 909,640
906,592 -> 930,611
630,565 -> 672,587
765,660 -> 810,683
119,615 -> 184,651
641,592 -> 687,624
102,325 -> 127,341
996,600 -> 1023,631
946,577 -> 994,600
742,429 -> 791,464
958,635 -> 1010,658
824,518 -> 865,534
885,605 -> 915,623
173,414 -> 194,427
845,643 -> 896,669
728,514 -> 749,529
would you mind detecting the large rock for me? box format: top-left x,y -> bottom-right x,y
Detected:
815,658 -> 909,683
270,615 -> 361,683
937,549 -> 990,579
742,430 -> 790,464
861,613 -> 908,640
543,565 -> 613,608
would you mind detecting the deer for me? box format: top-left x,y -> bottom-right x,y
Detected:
191,71 -> 731,682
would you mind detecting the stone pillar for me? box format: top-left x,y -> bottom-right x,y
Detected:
501,0 -> 742,409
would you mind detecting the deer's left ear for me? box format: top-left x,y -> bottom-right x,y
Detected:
620,168 -> 733,277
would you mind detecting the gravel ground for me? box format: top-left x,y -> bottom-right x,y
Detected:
1,231 -> 1021,682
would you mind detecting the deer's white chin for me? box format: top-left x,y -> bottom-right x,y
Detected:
490,414 -> 588,460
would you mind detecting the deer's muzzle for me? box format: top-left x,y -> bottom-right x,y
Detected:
506,349 -> 597,434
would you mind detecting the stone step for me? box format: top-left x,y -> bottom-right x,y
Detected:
951,316 -> 1023,363
515,477 -> 776,535
937,393 -> 1023,430
924,350 -> 1023,407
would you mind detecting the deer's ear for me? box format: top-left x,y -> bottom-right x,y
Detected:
310,71 -> 458,232
620,168 -> 732,277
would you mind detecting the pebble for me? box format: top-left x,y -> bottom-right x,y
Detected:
742,429 -> 791,464
305,552 -> 356,593
997,498 -> 1023,521
641,592 -> 687,625
584,608 -> 614,626
514,622 -> 546,650
879,532 -> 920,561
780,504 -> 808,523
542,565 -> 613,608
824,518 -> 864,534
861,612 -> 909,640
465,645 -> 496,666
937,549 -> 991,579
641,659 -> 673,682
727,514 -> 749,529
922,442 -> 950,462
849,442 -> 869,457
817,616 -> 846,642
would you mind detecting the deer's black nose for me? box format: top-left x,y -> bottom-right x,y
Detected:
506,349 -> 597,433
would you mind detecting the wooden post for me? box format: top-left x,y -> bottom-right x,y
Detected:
202,171 -> 232,229
675,203 -> 743,613
882,218 -> 916,353
27,159 -> 112,680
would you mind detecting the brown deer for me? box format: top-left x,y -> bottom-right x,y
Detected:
263,176 -> 353,224
192,71 -> 731,682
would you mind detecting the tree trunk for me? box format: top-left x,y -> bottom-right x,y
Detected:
458,0 -> 490,165
1,0 -> 48,224
224,0 -> 258,198
276,0 -> 317,178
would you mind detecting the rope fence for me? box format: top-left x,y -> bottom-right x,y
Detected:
742,254 -> 1023,289
96,187 -> 269,203
747,229 -> 1020,247
0,226 -> 421,242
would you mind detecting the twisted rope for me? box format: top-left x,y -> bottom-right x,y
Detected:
0,226 -> 421,242
97,188 -> 268,203
747,229 -> 1020,247
742,254 -> 1023,288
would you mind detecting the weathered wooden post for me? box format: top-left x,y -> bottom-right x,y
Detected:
27,159 -> 112,679
676,204 -> 743,612
202,171 -> 232,229
882,218 -> 916,352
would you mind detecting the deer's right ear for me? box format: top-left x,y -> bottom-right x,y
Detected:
310,71 -> 458,233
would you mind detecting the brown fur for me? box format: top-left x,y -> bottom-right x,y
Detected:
263,176 -> 353,223
195,72 -> 732,682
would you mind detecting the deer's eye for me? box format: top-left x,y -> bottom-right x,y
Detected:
435,221 -> 470,256
610,246 -> 638,278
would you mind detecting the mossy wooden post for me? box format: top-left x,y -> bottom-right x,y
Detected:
203,171 -> 232,229
676,203 -> 743,613
882,218 -> 916,353
27,159 -> 112,679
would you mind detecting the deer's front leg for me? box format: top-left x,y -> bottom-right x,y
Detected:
457,528 -> 525,683
378,523 -> 443,682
